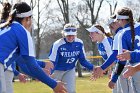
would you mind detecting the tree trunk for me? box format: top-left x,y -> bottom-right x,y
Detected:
36,0 -> 40,58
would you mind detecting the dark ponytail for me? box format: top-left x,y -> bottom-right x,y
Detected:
1,2 -> 11,22
117,7 -> 135,50
129,12 -> 135,50
0,2 -> 13,28
0,8 -> 16,28
95,24 -> 112,38
0,2 -> 31,28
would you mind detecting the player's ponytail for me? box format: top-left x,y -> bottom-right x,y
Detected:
0,8 -> 16,28
0,2 -> 32,29
95,24 -> 112,38
0,2 -> 17,28
117,7 -> 135,50
0,2 -> 11,22
129,11 -> 135,50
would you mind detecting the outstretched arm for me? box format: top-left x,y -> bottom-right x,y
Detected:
21,55 -> 57,88
90,50 -> 118,80
108,61 -> 126,89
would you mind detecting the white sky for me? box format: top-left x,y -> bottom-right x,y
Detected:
0,0 -> 128,31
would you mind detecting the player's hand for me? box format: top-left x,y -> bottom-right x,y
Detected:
108,80 -> 115,89
45,62 -> 54,70
91,66 -> 104,80
44,62 -> 54,76
18,73 -> 27,83
108,70 -> 112,79
53,81 -> 67,93
117,49 -> 131,61
123,65 -> 136,78
43,68 -> 51,76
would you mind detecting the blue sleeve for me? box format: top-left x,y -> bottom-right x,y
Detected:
79,59 -> 94,70
21,55 -> 57,89
16,58 -> 36,78
130,51 -> 140,62
111,74 -> 119,83
16,57 -> 46,78
36,60 -> 46,68
13,70 -> 20,76
100,50 -> 118,70
79,44 -> 94,70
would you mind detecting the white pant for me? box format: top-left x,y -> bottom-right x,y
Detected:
112,79 -> 121,93
0,63 -> 14,93
0,63 -> 6,93
112,63 -> 133,93
5,70 -> 14,93
112,64 -> 121,93
131,63 -> 140,93
118,73 -> 133,93
52,68 -> 76,93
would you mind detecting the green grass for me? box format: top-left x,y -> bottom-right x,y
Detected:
14,75 -> 112,93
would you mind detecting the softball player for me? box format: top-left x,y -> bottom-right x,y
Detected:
0,2 -> 27,93
0,2 -> 55,93
107,17 -> 123,93
91,15 -> 124,80
91,14 -> 134,93
110,7 -> 140,93
49,23 -> 94,93
0,2 -> 67,93
87,24 -> 112,61
108,14 -> 134,93
86,24 -> 120,93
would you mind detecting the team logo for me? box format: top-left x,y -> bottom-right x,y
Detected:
61,48 -> 67,51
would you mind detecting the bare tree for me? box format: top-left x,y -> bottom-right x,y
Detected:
126,0 -> 140,22
75,0 -> 105,57
30,0 -> 52,58
106,0 -> 117,16
57,0 -> 69,24
86,0 -> 104,24
74,3 -> 89,27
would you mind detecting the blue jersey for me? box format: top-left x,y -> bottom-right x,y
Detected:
97,37 -> 113,61
118,23 -> 140,63
49,38 -> 94,71
0,22 -> 20,75
0,21 -> 35,68
100,27 -> 123,70
15,56 -> 46,77
0,21 -> 57,89
111,23 -> 140,83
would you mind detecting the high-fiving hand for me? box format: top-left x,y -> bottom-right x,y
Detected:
91,66 -> 104,80
117,49 -> 131,61
53,81 -> 67,93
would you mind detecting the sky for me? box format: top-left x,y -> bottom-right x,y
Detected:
0,0 -> 128,31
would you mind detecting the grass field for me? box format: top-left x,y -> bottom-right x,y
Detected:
14,75 -> 112,93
